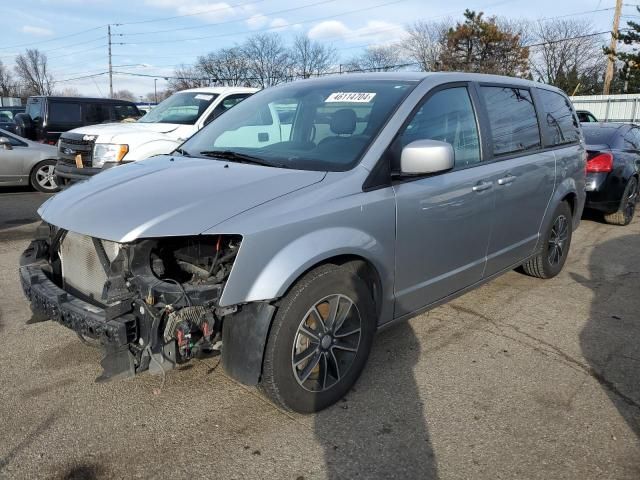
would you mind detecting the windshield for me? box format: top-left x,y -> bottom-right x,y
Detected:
582,125 -> 619,147
138,92 -> 218,125
179,79 -> 417,171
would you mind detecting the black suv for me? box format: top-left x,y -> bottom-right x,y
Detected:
14,96 -> 141,145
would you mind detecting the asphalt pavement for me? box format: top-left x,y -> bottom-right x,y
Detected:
0,187 -> 638,480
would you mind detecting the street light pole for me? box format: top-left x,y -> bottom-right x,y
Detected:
154,78 -> 158,103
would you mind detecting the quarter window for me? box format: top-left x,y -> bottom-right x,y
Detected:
49,102 -> 82,123
538,89 -> 580,147
399,87 -> 481,168
481,86 -> 541,156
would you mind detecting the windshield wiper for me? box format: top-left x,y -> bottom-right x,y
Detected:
198,150 -> 283,168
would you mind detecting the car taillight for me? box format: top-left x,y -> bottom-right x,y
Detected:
586,152 -> 613,173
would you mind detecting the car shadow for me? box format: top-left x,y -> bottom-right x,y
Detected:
574,233 -> 640,439
313,321 -> 439,479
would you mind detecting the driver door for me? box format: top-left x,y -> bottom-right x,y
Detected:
393,85 -> 501,316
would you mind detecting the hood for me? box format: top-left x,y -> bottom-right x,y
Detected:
38,156 -> 326,243
67,122 -> 182,140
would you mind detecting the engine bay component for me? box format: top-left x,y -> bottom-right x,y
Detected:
20,227 -> 242,381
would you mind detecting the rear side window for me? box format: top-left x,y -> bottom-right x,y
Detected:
481,86 -> 541,156
49,102 -> 82,123
399,87 -> 481,168
26,99 -> 43,120
85,104 -> 111,123
538,89 -> 580,147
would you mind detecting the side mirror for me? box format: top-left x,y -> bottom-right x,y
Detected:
0,137 -> 13,150
400,139 -> 454,175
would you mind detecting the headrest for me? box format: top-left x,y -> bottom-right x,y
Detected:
330,109 -> 356,135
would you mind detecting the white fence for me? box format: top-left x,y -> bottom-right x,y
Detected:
570,94 -> 640,123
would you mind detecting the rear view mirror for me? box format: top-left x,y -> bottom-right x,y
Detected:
400,140 -> 454,175
0,137 -> 12,150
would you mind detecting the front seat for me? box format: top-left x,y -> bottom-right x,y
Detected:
316,109 -> 368,165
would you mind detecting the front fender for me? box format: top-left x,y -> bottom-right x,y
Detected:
222,226 -> 389,306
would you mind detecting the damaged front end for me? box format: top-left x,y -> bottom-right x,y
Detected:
19,222 -> 250,382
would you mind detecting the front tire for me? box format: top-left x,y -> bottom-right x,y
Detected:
259,264 -> 376,413
604,176 -> 638,226
522,201 -> 573,279
30,160 -> 60,193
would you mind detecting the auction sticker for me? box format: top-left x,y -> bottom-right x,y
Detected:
325,92 -> 376,103
194,94 -> 214,101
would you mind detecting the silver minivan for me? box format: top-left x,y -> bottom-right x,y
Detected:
20,73 -> 586,412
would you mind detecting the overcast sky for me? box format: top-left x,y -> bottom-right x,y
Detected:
0,0 -> 630,98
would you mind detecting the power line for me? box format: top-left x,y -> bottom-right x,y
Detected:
120,0 -> 410,45
0,25 -> 106,51
0,36 -> 106,60
120,0 -> 339,37
116,0 -> 267,26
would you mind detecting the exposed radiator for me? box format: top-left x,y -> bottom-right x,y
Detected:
59,231 -> 120,303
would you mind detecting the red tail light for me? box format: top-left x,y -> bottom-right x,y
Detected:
586,152 -> 613,173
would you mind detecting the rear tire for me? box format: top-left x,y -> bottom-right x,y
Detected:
259,264 -> 376,413
522,201 -> 573,279
30,160 -> 60,193
604,176 -> 638,226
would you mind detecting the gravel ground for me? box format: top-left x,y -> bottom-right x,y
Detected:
0,188 -> 638,480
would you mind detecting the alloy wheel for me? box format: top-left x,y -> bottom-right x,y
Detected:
35,164 -> 58,192
548,214 -> 569,266
291,294 -> 362,393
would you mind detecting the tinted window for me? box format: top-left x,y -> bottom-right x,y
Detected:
85,104 -> 111,123
1,133 -> 26,146
538,89 -> 580,146
623,127 -> 640,150
26,99 -> 43,120
577,111 -> 598,122
49,102 -> 82,123
399,87 -> 480,168
113,104 -> 139,121
481,86 -> 540,156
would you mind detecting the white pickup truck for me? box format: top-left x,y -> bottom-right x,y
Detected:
55,86 -> 258,184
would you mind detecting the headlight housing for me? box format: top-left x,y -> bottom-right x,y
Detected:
93,143 -> 129,168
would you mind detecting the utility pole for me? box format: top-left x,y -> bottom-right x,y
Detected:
108,24 -> 113,98
604,0 -> 623,95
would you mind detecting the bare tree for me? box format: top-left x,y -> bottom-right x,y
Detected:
167,64 -> 209,92
14,49 -> 54,95
402,20 -> 450,71
345,45 -> 404,72
0,60 -> 19,97
290,34 -> 337,78
530,19 -> 606,94
113,89 -> 137,101
56,87 -> 83,97
242,33 -> 290,88
196,47 -> 251,86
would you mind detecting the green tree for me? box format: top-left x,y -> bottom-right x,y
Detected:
604,8 -> 640,94
439,10 -> 529,76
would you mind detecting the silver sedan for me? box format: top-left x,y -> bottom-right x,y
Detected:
0,128 -> 59,193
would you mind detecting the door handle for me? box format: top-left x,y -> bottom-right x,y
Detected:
497,174 -> 517,185
472,181 -> 493,192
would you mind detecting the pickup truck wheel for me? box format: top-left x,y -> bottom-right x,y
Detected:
604,176 -> 638,226
521,201 -> 572,279
259,264 -> 376,413
30,160 -> 60,193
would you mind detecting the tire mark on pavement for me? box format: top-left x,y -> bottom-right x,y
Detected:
447,303 -> 640,410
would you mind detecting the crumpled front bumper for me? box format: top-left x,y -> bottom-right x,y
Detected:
19,262 -> 136,347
